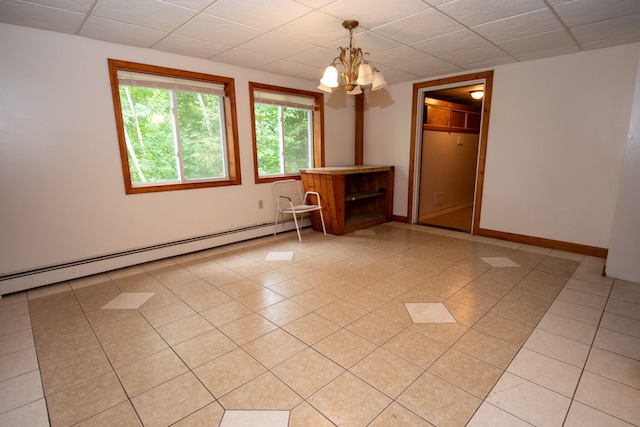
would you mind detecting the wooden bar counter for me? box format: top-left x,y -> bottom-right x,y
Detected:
299,165 -> 394,235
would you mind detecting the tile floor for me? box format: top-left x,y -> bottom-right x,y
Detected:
0,222 -> 639,426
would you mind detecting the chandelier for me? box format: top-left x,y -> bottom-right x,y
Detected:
318,20 -> 387,95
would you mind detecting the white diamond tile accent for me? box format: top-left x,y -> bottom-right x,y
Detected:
101,292 -> 155,310
405,303 -> 456,323
220,410 -> 289,427
265,251 -> 294,261
481,257 -> 521,268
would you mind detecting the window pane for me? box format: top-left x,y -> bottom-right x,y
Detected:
119,86 -> 179,183
176,91 -> 226,180
255,103 -> 282,175
283,107 -> 311,174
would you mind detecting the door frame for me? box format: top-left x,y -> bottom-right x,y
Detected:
407,71 -> 494,234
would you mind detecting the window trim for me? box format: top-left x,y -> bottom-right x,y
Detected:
249,82 -> 324,184
108,59 -> 241,194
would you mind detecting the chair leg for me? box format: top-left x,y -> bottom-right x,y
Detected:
274,211 -> 279,236
318,209 -> 327,237
292,212 -> 302,242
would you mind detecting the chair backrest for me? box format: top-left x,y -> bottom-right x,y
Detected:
273,179 -> 304,210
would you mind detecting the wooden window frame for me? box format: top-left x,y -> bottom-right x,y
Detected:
108,59 -> 241,194
249,82 -> 324,184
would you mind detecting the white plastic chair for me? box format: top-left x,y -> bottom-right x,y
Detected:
273,179 -> 327,242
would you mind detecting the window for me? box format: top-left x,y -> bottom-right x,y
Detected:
249,82 -> 324,183
108,59 -> 241,194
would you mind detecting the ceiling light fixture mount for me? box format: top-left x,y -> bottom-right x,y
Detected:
318,20 -> 387,95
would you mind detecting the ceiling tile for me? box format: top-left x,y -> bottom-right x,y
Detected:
395,56 -> 463,76
437,42 -> 512,68
514,44 -> 581,62
204,0 -> 312,31
320,0 -> 429,29
80,16 -> 166,47
0,0 -> 85,34
411,29 -> 488,56
552,0 -> 640,27
92,0 -> 197,32
571,13 -> 640,44
238,33 -> 317,59
153,34 -> 229,59
211,48 -> 278,69
472,8 -> 564,43
294,0 -> 335,8
372,8 -> 463,44
23,0 -> 95,13
373,45 -> 435,67
581,33 -> 640,50
373,67 -> 421,84
288,47 -> 339,68
161,0 -> 218,11
352,30 -> 404,54
497,29 -> 577,56
258,59 -> 316,76
436,0 -> 547,27
176,13 -> 264,46
273,11 -> 348,46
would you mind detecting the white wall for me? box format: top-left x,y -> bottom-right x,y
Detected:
365,43 -> 640,250
0,23 -> 354,281
606,56 -> 640,283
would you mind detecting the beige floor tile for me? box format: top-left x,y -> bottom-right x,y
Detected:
267,278 -> 315,298
46,371 -> 126,427
574,371 -> 640,425
75,401 -> 141,426
351,348 -> 423,398
172,329 -> 237,369
139,300 -> 195,327
473,313 -> 535,346
467,402 -> 532,427
202,269 -> 245,288
102,330 -> 168,369
443,300 -> 487,326
523,329 -> 591,368
346,312 -> 406,346
181,287 -> 233,312
172,402 -> 225,427
35,329 -> 100,367
219,372 -> 302,410
313,328 -> 377,369
537,313 -> 597,345
220,278 -> 265,299
557,288 -> 607,310
564,277 -> 612,296
0,398 -> 49,427
605,298 -> 640,321
308,372 -> 391,427
201,300 -> 253,327
585,347 -> 640,389
398,372 -> 481,427
194,348 -> 266,398
31,313 -> 92,344
600,311 -> 640,338
272,347 -> 344,398
289,402 -> 335,427
410,321 -> 469,346
91,311 -> 154,347
290,288 -> 338,310
243,328 -> 306,368
219,313 -> 278,345
610,286 -> 640,304
428,349 -> 503,398
564,401 -> 636,427
237,288 -> 286,311
593,328 -> 640,360
507,348 -> 582,397
373,300 -> 415,326
485,372 -> 571,426
40,348 -> 111,395
315,299 -> 368,327
0,370 -> 44,415
258,299 -> 310,326
131,372 -> 214,427
489,299 -> 546,327
383,329 -> 448,369
546,299 -> 603,325
534,256 -> 580,277
282,313 -> 341,345
0,329 -> 34,357
156,314 -> 214,346
345,288 -> 390,311
116,348 -> 188,397
368,401 -> 433,426
0,346 -> 38,382
453,328 -> 519,369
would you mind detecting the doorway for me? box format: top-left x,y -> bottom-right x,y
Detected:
407,71 -> 493,235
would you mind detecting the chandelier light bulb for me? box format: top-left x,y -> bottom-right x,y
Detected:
371,69 -> 387,91
356,63 -> 373,86
320,65 -> 339,88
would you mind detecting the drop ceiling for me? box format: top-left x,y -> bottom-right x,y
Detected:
1,0 -> 639,85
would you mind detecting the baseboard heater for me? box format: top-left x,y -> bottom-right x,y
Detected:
0,219 -> 307,296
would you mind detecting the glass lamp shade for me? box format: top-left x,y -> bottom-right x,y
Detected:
320,65 -> 339,88
371,70 -> 387,91
470,91 -> 484,99
317,83 -> 334,93
356,63 -> 373,86
347,85 -> 362,95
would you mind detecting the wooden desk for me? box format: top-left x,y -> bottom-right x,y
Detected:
299,165 -> 394,235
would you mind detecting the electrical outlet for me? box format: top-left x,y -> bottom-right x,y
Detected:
258,200 -> 263,209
